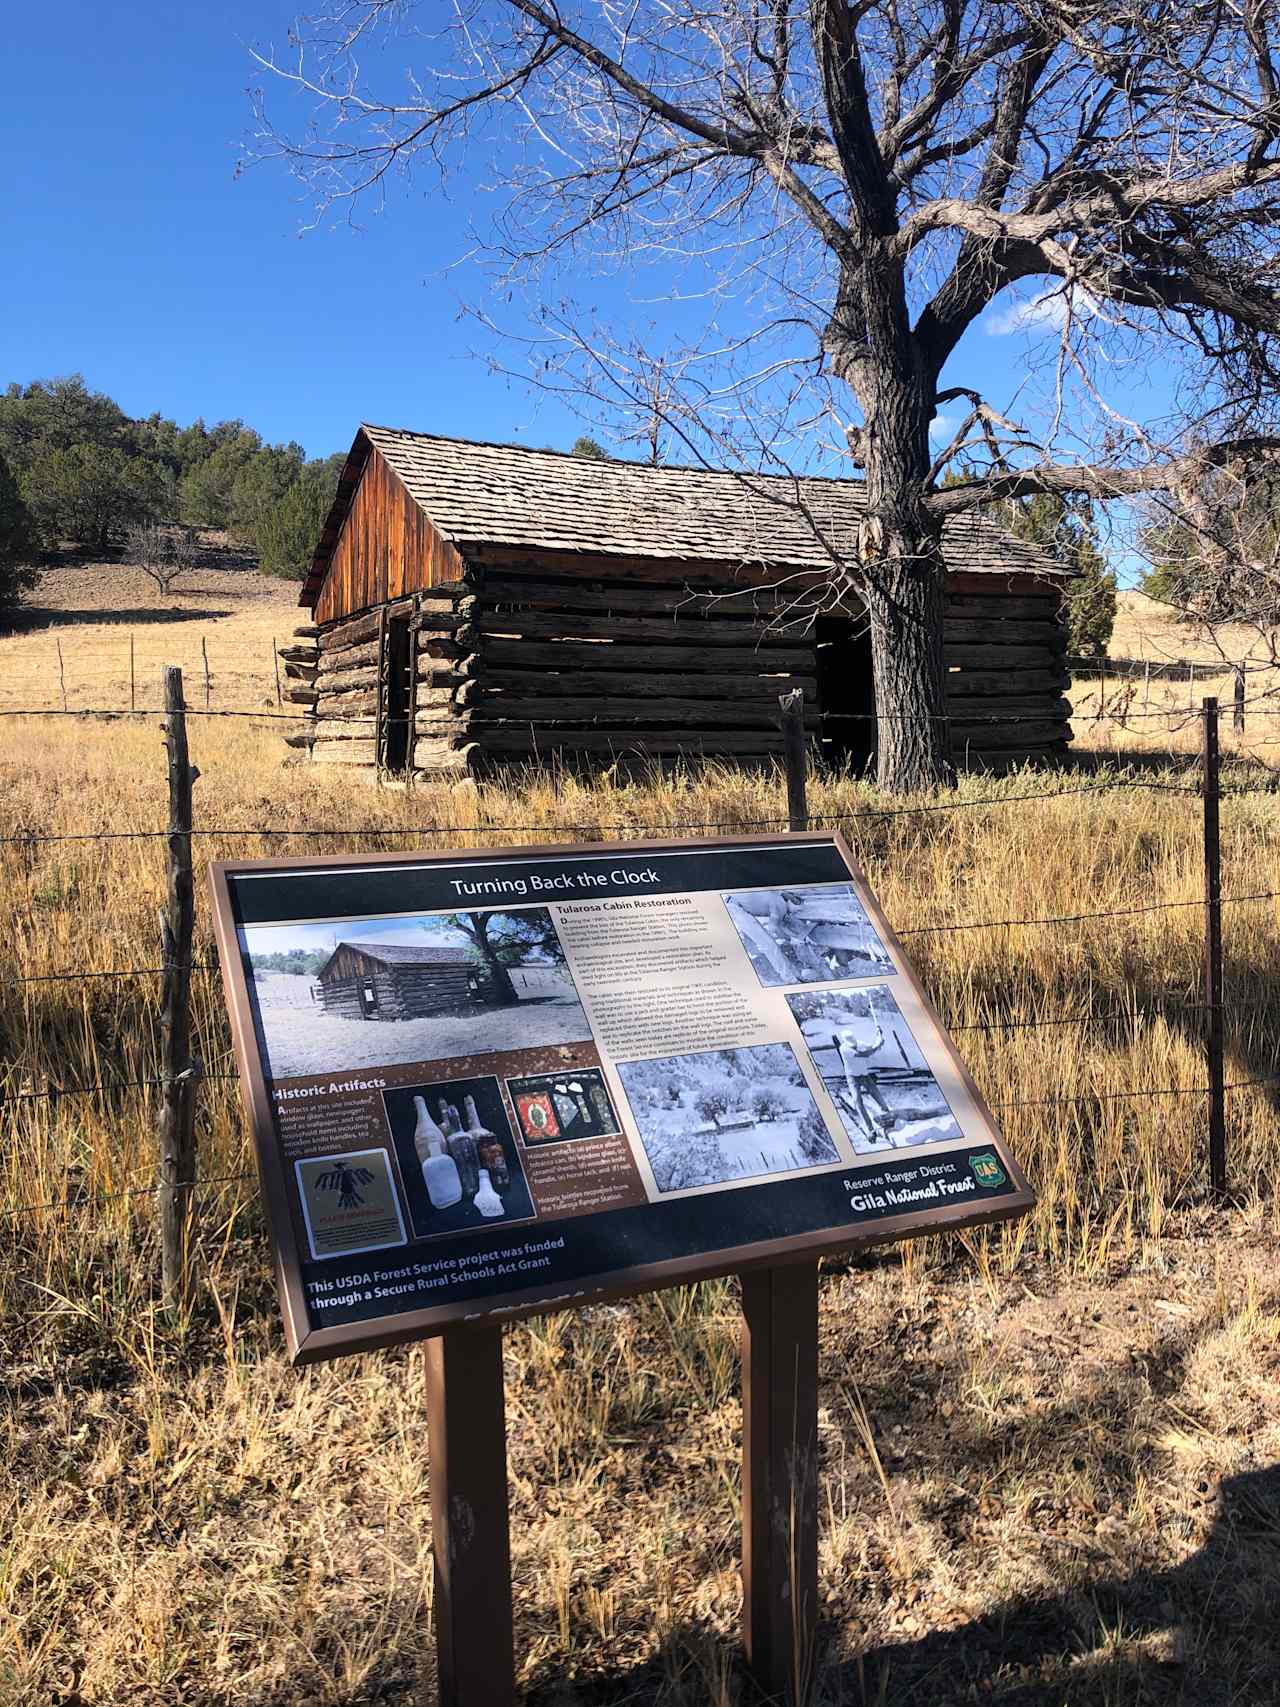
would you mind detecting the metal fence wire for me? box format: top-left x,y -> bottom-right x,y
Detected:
0,685 -> 1274,1233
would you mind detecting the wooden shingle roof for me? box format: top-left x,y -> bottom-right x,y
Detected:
317,940 -> 474,981
303,424 -> 1067,605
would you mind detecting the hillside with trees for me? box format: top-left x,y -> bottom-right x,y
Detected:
0,376 -> 345,601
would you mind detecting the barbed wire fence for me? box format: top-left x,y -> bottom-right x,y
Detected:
2,671 -> 1278,1306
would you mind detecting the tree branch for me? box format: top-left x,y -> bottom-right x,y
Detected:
928,439 -> 1280,516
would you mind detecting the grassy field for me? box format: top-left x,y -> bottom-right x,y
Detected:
2,563 -> 1280,1705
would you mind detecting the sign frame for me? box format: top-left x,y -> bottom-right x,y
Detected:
208,830 -> 1034,1365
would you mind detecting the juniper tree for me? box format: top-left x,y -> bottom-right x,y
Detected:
253,1 -> 1280,791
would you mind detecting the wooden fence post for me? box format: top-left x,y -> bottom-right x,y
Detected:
273,637 -> 283,707
1233,667 -> 1245,733
1202,697 -> 1227,1200
130,633 -> 136,713
778,689 -> 809,833
201,636 -> 211,709
56,638 -> 67,711
158,667 -> 202,1311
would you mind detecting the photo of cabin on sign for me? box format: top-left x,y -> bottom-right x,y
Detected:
209,833 -> 1033,1363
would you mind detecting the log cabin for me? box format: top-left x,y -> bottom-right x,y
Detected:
315,941 -> 475,1020
283,425 -> 1073,777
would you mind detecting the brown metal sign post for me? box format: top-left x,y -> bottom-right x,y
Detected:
208,832 -> 1033,1700
742,1262 -> 819,1702
426,1326 -> 515,1707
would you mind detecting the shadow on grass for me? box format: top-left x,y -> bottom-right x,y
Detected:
5,602 -> 237,628
515,1464 -> 1280,1707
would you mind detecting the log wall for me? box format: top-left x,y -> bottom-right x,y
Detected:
317,966 -> 474,1018
287,562 -> 1071,777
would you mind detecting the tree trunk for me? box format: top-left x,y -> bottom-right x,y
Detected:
466,914 -> 519,1005
826,252 -> 954,794
863,531 -> 953,793
859,389 -> 954,794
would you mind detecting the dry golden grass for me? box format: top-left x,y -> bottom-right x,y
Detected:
3,567 -> 1280,1704
1068,590 -> 1280,769
0,542 -> 297,714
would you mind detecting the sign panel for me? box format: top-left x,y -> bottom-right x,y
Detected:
209,834 -> 1032,1362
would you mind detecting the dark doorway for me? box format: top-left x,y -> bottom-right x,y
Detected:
815,616 -> 876,773
360,981 -> 380,1018
381,616 -> 413,774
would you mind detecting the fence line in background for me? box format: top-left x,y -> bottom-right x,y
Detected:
8,698 -> 1280,725
0,778 -> 1211,850
4,683 -> 1278,1277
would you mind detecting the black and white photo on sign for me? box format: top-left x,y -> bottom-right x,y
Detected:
239,908 -> 590,1080
615,1043 -> 839,1194
722,884 -> 893,987
785,986 -> 963,1154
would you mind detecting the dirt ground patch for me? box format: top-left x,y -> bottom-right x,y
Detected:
252,972 -> 594,1079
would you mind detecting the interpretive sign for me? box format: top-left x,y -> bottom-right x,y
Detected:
209,833 -> 1032,1363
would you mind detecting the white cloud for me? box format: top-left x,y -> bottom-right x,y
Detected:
986,287 -> 1097,336
928,409 -> 961,445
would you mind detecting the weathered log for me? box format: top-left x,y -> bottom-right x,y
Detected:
311,715 -> 379,737
473,582 -> 1056,631
943,619 -> 1064,646
412,594 -> 476,628
314,696 -> 377,721
944,668 -> 1070,697
317,640 -> 380,676
318,610 -> 382,650
950,719 -> 1069,749
941,695 -> 1072,722
945,595 -> 1061,622
283,662 -> 318,683
454,669 -> 817,705
463,695 -> 821,728
464,728 -> 792,755
419,637 -> 473,663
315,667 -> 379,695
411,737 -> 473,774
310,739 -> 379,765
477,573 -> 830,620
284,732 -> 316,749
467,608 -> 815,647
420,666 -> 471,691
293,624 -> 320,639
478,638 -> 816,674
286,687 -> 319,706
944,644 -> 1060,670
278,645 -> 320,665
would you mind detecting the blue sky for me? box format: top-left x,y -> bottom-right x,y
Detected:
5,0 -> 1171,508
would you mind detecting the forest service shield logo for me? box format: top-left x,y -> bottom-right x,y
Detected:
969,1152 -> 1007,1189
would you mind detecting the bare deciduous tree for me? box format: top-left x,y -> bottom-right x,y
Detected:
251,1 -> 1280,791
1140,464 -> 1280,678
124,521 -> 199,599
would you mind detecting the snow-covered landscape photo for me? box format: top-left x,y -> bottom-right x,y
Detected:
786,986 -> 962,1154
240,908 -> 591,1081
615,1043 -> 838,1194
722,884 -> 894,986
